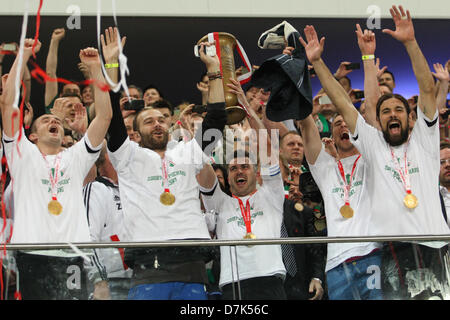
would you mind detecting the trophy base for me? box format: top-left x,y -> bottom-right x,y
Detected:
226,106 -> 247,125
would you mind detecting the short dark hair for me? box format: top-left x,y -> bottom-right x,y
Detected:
143,84 -> 164,99
382,70 -> 395,83
376,93 -> 410,118
61,82 -> 81,92
227,149 -> 257,168
440,140 -> 450,150
61,92 -> 83,103
280,130 -> 301,146
122,85 -> 143,99
152,99 -> 174,116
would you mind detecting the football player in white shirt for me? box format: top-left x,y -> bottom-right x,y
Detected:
106,41 -> 226,300
293,21 -> 385,300
201,149 -> 287,300
1,40 -> 112,299
199,90 -> 287,299
299,5 -> 450,299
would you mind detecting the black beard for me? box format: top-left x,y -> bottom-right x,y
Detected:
382,123 -> 409,146
141,131 -> 169,150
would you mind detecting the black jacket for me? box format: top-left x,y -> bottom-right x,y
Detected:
282,199 -> 326,300
250,31 -> 313,122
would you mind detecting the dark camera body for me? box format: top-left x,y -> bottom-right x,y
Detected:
124,99 -> 145,111
192,105 -> 207,114
345,62 -> 360,70
354,90 -> 365,100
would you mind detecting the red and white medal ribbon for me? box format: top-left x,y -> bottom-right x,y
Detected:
161,157 -> 170,194
389,144 -> 412,196
43,153 -> 62,202
232,195 -> 253,235
337,155 -> 361,206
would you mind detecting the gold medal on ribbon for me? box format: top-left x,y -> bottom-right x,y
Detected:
48,199 -> 63,216
243,232 -> 256,240
340,204 -> 354,219
160,191 -> 176,206
294,202 -> 304,212
403,193 -> 418,209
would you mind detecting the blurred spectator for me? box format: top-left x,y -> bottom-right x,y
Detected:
143,84 -> 163,107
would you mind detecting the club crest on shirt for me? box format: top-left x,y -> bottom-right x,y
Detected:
226,209 -> 263,227
384,160 -> 419,184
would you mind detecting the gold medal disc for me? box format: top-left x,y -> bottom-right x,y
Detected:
340,205 -> 354,219
294,202 -> 304,212
160,192 -> 176,206
48,200 -> 63,216
243,232 -> 256,240
403,193 -> 418,209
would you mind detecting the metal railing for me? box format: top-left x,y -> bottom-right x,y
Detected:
3,234 -> 450,250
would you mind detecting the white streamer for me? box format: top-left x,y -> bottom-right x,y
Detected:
96,0 -> 130,96
13,0 -> 30,109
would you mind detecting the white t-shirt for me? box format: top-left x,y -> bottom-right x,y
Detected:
350,108 -> 450,239
309,149 -> 381,272
3,129 -> 101,243
83,177 -> 132,279
200,165 -> 286,288
108,138 -> 211,241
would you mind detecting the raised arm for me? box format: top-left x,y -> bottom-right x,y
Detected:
1,39 -> 41,137
297,115 -> 323,165
299,25 -> 358,134
45,28 -> 65,107
100,27 -> 126,85
382,5 -> 436,119
195,41 -> 227,189
79,48 -> 112,148
432,62 -> 450,113
355,24 -> 381,130
194,42 -> 227,152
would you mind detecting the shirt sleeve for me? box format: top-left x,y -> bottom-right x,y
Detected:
183,139 -> 212,175
260,164 -> 285,214
70,134 -> 102,178
107,137 -> 136,174
200,178 -> 227,215
308,147 -> 336,191
2,128 -> 35,176
410,106 -> 439,156
350,112 -> 380,160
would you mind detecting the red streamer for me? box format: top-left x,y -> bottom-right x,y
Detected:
31,0 -> 44,59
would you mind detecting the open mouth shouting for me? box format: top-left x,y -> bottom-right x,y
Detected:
235,175 -> 247,187
388,120 -> 401,136
340,132 -> 350,141
48,124 -> 59,136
